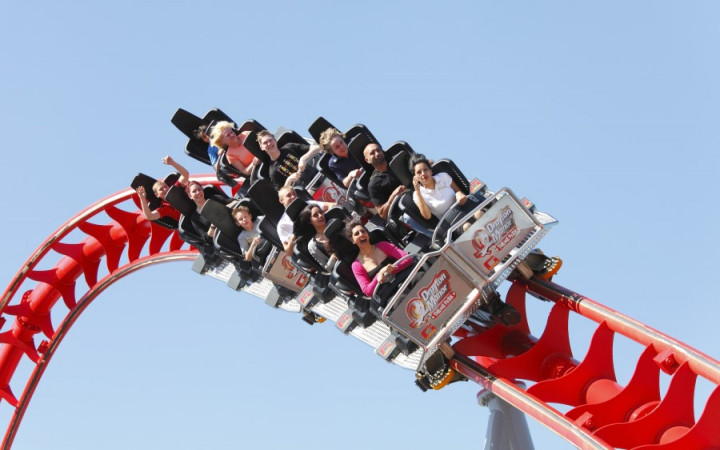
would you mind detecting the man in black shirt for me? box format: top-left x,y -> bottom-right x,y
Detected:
364,143 -> 407,219
257,130 -> 321,190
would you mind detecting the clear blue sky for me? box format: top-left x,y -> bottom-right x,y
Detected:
1,1 -> 718,449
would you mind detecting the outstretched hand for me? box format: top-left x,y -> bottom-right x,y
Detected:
284,172 -> 301,187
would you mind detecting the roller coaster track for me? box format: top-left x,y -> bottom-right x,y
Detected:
0,176 -> 718,449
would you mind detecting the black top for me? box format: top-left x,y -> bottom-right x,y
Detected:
269,143 -> 308,189
366,256 -> 395,280
368,169 -> 401,207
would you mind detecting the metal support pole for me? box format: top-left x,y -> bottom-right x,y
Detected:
478,387 -> 534,450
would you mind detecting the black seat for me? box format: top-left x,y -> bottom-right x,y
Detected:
177,214 -> 211,253
315,152 -> 345,188
198,198 -> 240,239
291,236 -> 325,273
247,179 -> 284,228
432,159 -> 471,195
308,117 -> 344,185
345,124 -> 379,145
170,107 -> 234,166
255,216 -> 283,250
130,172 -> 180,229
164,185 -> 196,217
387,146 -> 414,188
309,118 -> 373,191
243,129 -> 273,185
276,127 -> 309,147
201,108 -> 234,127
171,108 -> 211,166
212,120 -> 264,187
347,132 -> 377,174
345,133 -> 377,208
285,197 -> 308,223
371,254 -> 418,311
308,116 -> 335,143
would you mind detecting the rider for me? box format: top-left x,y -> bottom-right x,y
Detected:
136,155 -> 190,222
318,127 -> 362,187
210,121 -> 258,175
256,130 -> 322,189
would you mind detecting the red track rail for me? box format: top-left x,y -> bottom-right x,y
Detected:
0,176 -> 718,449
451,279 -> 720,449
0,176 -> 223,449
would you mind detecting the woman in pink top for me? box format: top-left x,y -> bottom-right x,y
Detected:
210,121 -> 259,175
346,219 -> 413,297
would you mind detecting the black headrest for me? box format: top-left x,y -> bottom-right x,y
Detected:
432,159 -> 470,195
201,198 -> 241,239
234,197 -> 262,221
171,108 -> 203,140
165,184 -> 196,217
243,130 -> 269,164
164,173 -> 180,186
201,108 -> 233,125
257,216 -> 282,249
368,229 -> 387,245
348,132 -> 377,173
130,172 -> 180,208
276,128 -> 308,147
130,173 -> 162,210
308,117 -> 335,144
325,206 -> 348,223
285,197 -> 308,222
389,150 -> 413,188
202,184 -> 228,200
247,179 -> 283,225
345,124 -> 379,146
325,217 -> 345,238
238,118 -> 266,134
184,139 -> 212,166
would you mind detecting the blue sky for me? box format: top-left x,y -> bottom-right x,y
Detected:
1,1 -> 718,449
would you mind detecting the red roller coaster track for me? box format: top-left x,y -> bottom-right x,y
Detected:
0,176 -> 718,449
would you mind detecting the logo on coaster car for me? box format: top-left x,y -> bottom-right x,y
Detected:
472,206 -> 518,258
405,270 -> 457,330
322,185 -> 341,202
281,255 -> 298,277
299,291 -> 313,305
378,341 -> 395,357
281,255 -> 307,286
315,180 -> 342,203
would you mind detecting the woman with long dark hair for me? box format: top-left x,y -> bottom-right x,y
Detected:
345,219 -> 413,297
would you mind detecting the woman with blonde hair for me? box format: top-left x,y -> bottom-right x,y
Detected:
210,121 -> 258,175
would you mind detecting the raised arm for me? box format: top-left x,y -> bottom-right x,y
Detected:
162,155 -> 189,186
282,234 -> 296,254
297,143 -> 322,173
245,236 -> 261,261
136,186 -> 161,221
342,168 -> 362,188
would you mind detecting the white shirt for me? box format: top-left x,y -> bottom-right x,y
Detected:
413,172 -> 456,218
276,200 -> 323,244
276,213 -> 294,244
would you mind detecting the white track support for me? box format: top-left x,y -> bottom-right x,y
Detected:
478,388 -> 534,450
